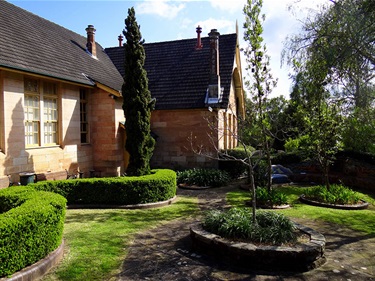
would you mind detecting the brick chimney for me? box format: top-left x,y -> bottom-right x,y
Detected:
85,25 -> 96,57
208,29 -> 220,83
206,29 -> 221,104
118,34 -> 123,47
195,26 -> 203,49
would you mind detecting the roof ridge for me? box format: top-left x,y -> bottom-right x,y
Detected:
105,32 -> 237,51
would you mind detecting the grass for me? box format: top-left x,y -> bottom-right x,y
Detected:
41,196 -> 198,281
227,186 -> 375,236
39,185 -> 375,280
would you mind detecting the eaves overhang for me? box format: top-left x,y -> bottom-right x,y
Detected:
0,64 -> 95,88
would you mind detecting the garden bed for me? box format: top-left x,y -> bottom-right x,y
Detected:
299,195 -> 369,210
190,222 -> 326,272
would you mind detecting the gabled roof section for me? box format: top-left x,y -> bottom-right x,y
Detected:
0,0 -> 123,92
106,33 -> 238,110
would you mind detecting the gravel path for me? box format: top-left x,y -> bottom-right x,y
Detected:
117,185 -> 375,281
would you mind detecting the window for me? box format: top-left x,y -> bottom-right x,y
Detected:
80,89 -> 89,144
44,96 -> 58,144
24,78 -> 58,147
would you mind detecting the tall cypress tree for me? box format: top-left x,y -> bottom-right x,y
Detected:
122,7 -> 155,176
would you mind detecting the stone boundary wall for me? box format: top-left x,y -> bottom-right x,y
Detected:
287,157 -> 375,191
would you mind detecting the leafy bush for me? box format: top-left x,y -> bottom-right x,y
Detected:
176,168 -> 230,187
29,169 -> 176,205
255,187 -> 288,206
253,160 -> 268,187
272,152 -> 303,166
0,186 -> 66,277
203,207 -> 296,245
218,147 -> 250,179
303,184 -> 362,205
337,150 -> 375,165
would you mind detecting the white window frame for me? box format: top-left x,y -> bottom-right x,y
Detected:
24,78 -> 59,148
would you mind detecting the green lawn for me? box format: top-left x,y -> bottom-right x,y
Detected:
41,185 -> 375,280
41,196 -> 198,281
227,186 -> 375,236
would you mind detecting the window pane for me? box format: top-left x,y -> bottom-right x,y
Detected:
24,93 -> 40,146
25,78 -> 38,93
44,82 -> 56,95
43,96 -> 58,144
25,121 -> 39,145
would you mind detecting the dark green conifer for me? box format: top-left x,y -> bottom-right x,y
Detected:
122,7 -> 155,176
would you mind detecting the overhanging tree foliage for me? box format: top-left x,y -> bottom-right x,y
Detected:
122,7 -> 155,176
283,0 -> 374,133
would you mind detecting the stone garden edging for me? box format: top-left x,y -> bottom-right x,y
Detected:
190,222 -> 326,272
299,195 -> 369,210
68,196 -> 177,209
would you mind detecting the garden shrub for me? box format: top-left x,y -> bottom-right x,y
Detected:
29,169 -> 176,205
303,184 -> 362,205
203,207 -> 296,245
336,150 -> 375,165
253,159 -> 268,187
272,152 -> 303,166
176,168 -> 230,187
219,147 -> 249,179
0,186 -> 66,277
255,187 -> 288,206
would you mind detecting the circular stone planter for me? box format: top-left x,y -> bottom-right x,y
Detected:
299,195 -> 369,210
190,222 -> 326,272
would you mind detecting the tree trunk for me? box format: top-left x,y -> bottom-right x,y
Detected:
265,140 -> 272,192
247,156 -> 257,224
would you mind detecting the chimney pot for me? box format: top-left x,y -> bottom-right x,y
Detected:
85,25 -> 97,57
118,34 -> 124,47
195,25 -> 203,50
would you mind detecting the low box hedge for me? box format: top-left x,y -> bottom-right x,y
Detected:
0,186 -> 67,277
29,169 -> 177,206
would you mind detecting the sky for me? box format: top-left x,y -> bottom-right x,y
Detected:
8,0 -> 329,98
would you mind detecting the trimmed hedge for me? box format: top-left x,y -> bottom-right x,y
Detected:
29,169 -> 177,205
0,186 -> 66,277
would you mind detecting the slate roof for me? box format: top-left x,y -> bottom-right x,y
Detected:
0,0 -> 123,91
0,0 -> 238,110
106,33 -> 238,110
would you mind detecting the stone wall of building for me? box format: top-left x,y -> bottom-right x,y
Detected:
0,71 -> 125,188
150,109 -> 219,170
88,89 -> 124,177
